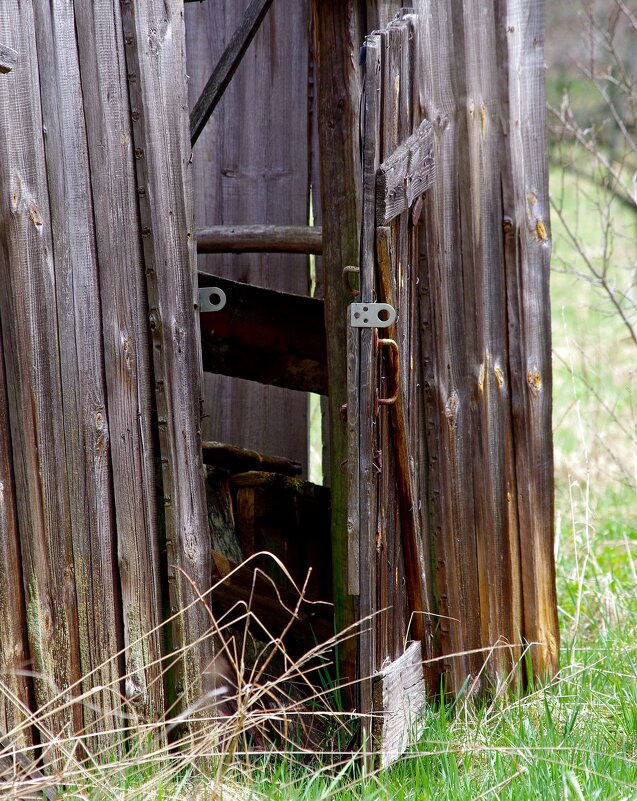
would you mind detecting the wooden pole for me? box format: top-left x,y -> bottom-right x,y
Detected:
196,225 -> 322,255
312,0 -> 365,705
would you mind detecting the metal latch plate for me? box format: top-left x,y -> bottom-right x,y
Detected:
199,287 -> 227,312
350,302 -> 396,328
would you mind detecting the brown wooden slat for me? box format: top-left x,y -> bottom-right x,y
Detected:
73,1 -> 165,723
414,4 -> 485,694
376,118 -> 435,225
197,225 -> 323,255
0,2 -> 82,751
459,0 -> 523,685
500,0 -> 559,678
189,0 -> 275,145
199,274 -> 327,395
121,0 -> 221,717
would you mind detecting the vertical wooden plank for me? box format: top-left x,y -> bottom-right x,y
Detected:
312,0 -> 364,707
413,0 -> 485,694
185,0 -> 310,473
459,0 -> 523,682
358,32 -> 383,722
377,27 -> 401,665
0,324 -> 32,750
73,0 -> 165,723
498,0 -> 559,677
31,0 -> 122,744
121,0 -> 221,714
0,4 -> 82,749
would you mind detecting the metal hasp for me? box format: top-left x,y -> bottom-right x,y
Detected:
350,302 -> 396,328
199,286 -> 227,312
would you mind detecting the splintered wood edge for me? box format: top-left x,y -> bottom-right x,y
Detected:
372,641 -> 426,769
376,118 -> 435,225
0,43 -> 18,74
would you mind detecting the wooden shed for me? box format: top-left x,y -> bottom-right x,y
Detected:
0,0 -> 558,765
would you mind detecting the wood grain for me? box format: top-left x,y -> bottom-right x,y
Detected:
0,2 -> 82,752
121,0 -> 219,716
376,118 -> 435,224
73,0 -> 165,723
312,0 -> 365,705
32,0 -> 123,744
413,1 -> 485,693
498,0 -> 559,677
0,323 -> 32,751
197,225 -> 323,255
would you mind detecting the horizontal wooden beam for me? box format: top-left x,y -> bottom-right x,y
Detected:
197,225 -> 323,255
190,0 -> 275,146
202,440 -> 302,476
199,273 -> 328,395
376,118 -> 435,224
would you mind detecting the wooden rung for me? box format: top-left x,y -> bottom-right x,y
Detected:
197,225 -> 323,255
199,273 -> 328,395
202,441 -> 302,476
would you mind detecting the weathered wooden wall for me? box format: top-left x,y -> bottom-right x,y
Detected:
185,0 -> 313,474
0,0 -> 211,755
414,0 -> 558,686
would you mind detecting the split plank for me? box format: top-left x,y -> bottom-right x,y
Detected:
197,225 -> 322,255
376,118 -> 435,224
199,273 -> 327,395
372,641 -> 426,769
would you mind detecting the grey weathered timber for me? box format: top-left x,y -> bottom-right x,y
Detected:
0,42 -> 17,73
32,1 -> 122,744
189,0 -> 275,145
313,1 -> 365,708
0,2 -> 82,751
376,118 -> 435,224
197,225 -> 323,254
372,641 -> 425,769
186,0 -> 311,473
346,320 -> 360,596
498,0 -> 558,677
199,273 -> 327,394
414,1 -> 485,693
0,326 -> 31,751
121,0 -> 219,716
73,0 -> 165,723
